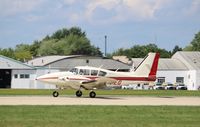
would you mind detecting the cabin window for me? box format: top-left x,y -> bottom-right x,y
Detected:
79,69 -> 90,75
91,70 -> 98,76
98,71 -> 107,76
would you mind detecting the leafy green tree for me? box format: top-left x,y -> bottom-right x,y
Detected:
0,48 -> 15,59
112,43 -> 171,58
14,44 -> 32,61
38,39 -> 59,55
38,28 -> 102,56
14,51 -> 32,62
29,40 -> 41,57
172,45 -> 182,55
184,31 -> 200,51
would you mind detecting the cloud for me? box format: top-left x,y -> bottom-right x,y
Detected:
62,0 -> 76,5
0,0 -> 45,17
186,0 -> 200,16
83,0 -> 169,24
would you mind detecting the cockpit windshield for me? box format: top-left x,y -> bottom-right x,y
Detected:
98,71 -> 107,76
69,68 -> 78,75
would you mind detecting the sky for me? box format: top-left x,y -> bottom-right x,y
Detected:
0,0 -> 200,53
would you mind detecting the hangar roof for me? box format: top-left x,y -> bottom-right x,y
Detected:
0,55 -> 34,69
132,58 -> 188,70
172,51 -> 200,70
27,55 -> 82,67
27,55 -> 131,70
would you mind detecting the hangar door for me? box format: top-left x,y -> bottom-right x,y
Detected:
0,69 -> 11,88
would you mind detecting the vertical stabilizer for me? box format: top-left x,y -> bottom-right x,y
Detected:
133,53 -> 160,77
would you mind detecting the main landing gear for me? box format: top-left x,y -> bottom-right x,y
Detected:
52,90 -> 96,98
76,90 -> 82,97
75,90 -> 96,98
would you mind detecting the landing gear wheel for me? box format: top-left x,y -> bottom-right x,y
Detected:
76,90 -> 82,97
52,91 -> 59,97
89,91 -> 96,98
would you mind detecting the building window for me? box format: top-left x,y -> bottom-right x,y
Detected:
25,74 -> 30,79
176,77 -> 184,83
157,77 -> 165,83
14,74 -> 18,78
20,74 -> 25,78
20,74 -> 30,79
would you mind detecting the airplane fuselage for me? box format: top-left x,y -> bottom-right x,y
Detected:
37,66 -> 156,90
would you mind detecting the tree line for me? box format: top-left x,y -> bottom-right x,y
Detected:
0,27 -> 200,61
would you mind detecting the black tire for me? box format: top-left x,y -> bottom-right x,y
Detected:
52,91 -> 59,97
76,90 -> 82,97
89,91 -> 96,98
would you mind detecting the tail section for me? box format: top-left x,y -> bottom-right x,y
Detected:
133,53 -> 160,78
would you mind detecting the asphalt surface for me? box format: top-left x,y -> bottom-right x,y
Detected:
0,96 -> 200,106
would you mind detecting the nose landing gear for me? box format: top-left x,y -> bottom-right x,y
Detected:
76,90 -> 83,97
52,91 -> 59,97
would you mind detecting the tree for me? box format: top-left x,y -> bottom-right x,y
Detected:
38,28 -> 103,56
112,43 -> 171,58
172,45 -> 182,55
184,31 -> 200,51
29,40 -> 41,57
38,39 -> 59,56
0,48 -> 15,59
14,44 -> 32,61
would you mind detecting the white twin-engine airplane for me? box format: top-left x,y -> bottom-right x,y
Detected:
36,52 -> 160,98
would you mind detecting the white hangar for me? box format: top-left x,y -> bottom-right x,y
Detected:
130,51 -> 200,90
0,55 -> 35,88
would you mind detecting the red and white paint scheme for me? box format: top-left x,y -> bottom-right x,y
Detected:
36,52 -> 160,98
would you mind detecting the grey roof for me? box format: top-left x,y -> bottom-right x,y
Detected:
0,55 -> 34,69
172,51 -> 200,70
132,58 -> 188,70
27,55 -> 82,67
27,55 -> 131,70
47,58 -> 131,70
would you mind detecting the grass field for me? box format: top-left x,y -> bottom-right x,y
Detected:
0,106 -> 199,127
0,89 -> 200,96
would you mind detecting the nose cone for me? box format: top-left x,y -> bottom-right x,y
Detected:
35,75 -> 48,81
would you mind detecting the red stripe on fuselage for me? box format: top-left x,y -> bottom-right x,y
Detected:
86,76 -> 156,81
109,76 -> 156,81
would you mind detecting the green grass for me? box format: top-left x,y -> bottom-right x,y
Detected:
0,106 -> 199,127
0,89 -> 200,96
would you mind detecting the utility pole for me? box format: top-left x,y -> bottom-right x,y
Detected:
105,35 -> 107,57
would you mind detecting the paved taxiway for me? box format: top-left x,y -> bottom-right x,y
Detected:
0,96 -> 200,105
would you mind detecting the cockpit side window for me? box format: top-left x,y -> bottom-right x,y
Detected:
98,71 -> 107,76
91,70 -> 98,76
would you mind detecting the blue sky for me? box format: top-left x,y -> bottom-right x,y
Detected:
0,0 -> 200,53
